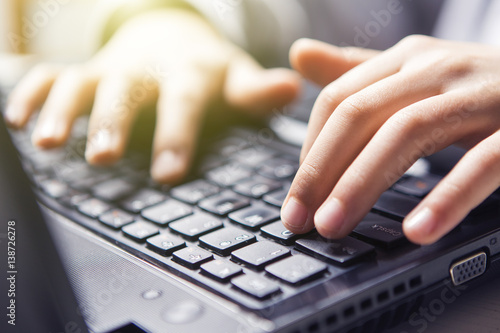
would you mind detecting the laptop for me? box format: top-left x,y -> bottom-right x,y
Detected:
1,83 -> 500,333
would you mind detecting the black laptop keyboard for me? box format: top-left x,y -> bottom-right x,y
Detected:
7,115 -> 470,308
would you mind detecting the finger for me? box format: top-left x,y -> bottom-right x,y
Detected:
289,38 -> 380,87
224,52 -> 301,115
31,66 -> 98,148
403,130 -> 500,245
313,92 -> 481,238
85,74 -> 158,166
5,63 -> 61,128
151,66 -> 218,183
299,43 -> 406,163
281,70 -> 441,234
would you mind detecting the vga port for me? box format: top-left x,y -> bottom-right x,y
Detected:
449,251 -> 487,286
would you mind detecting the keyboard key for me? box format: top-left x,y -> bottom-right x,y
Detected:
70,173 -> 110,192
392,174 -> 441,198
146,233 -> 185,256
258,158 -> 298,180
352,213 -> 406,248
260,221 -> 298,245
231,274 -> 280,299
295,234 -> 375,266
263,189 -> 288,207
169,213 -> 223,241
172,246 -> 213,269
233,176 -> 281,198
212,136 -> 250,157
206,163 -> 252,187
121,188 -> 166,213
372,190 -> 420,221
171,179 -> 220,204
228,205 -> 280,230
53,160 -> 89,182
196,154 -> 227,174
231,146 -> 276,168
199,227 -> 256,256
231,241 -> 290,270
122,221 -> 159,242
265,254 -> 328,285
29,149 -> 66,172
99,209 -> 135,229
40,179 -> 68,198
198,191 -> 250,216
58,189 -> 90,207
201,260 -> 242,282
93,178 -> 136,202
142,200 -> 193,226
77,198 -> 111,218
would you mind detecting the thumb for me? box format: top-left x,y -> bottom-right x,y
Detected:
224,52 -> 301,115
290,38 -> 380,87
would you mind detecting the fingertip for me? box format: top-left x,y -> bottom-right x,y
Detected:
314,198 -> 348,239
85,130 -> 123,166
226,67 -> 301,113
4,105 -> 23,129
281,196 -> 313,234
4,99 -> 34,129
403,207 -> 439,245
31,119 -> 68,149
150,150 -> 188,184
289,38 -> 322,72
263,67 -> 302,107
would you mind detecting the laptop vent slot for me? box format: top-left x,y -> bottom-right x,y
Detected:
409,275 -> 422,288
295,274 -> 423,333
377,290 -> 389,303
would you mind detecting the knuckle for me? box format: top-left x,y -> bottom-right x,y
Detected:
336,95 -> 369,123
426,52 -> 472,81
439,180 -> 464,200
469,140 -> 500,175
397,34 -> 435,51
386,110 -> 424,135
293,160 -> 323,197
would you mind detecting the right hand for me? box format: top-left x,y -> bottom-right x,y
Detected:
5,8 -> 300,183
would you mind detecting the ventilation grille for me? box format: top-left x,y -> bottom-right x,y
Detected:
292,274 -> 423,333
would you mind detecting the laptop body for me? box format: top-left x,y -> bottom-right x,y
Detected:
1,85 -> 500,333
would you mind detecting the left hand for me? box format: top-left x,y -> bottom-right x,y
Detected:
281,35 -> 500,245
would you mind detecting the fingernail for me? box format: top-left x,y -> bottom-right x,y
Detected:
281,197 -> 308,231
315,198 -> 345,234
151,150 -> 186,183
85,129 -> 125,166
32,119 -> 64,147
404,207 -> 436,237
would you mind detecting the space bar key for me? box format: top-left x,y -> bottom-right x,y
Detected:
295,234 -> 375,266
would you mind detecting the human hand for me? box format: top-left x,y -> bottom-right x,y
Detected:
282,36 -> 500,245
5,9 -> 300,183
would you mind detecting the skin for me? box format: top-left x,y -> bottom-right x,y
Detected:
282,36 -> 500,245
5,9 -> 500,247
4,9 -> 300,183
